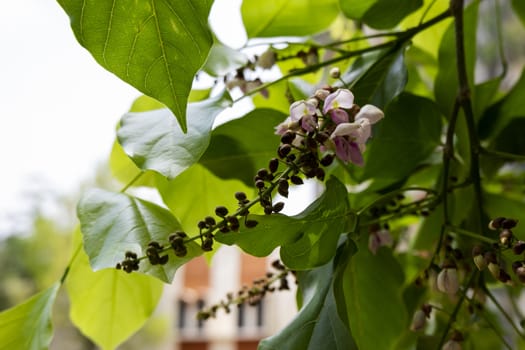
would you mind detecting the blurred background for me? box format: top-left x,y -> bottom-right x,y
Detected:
1,0 -> 524,349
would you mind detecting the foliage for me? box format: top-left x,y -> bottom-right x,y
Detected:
3,0 -> 525,349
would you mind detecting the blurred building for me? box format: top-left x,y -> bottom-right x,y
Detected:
169,246 -> 297,350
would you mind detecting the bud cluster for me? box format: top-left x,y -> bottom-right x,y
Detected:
196,259 -> 294,321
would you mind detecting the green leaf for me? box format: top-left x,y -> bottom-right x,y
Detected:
117,91 -> 232,179
340,0 -> 422,29
156,163 -> 253,233
346,45 -> 408,109
259,259 -> 355,350
56,0 -> 214,132
0,283 -> 59,350
241,0 -> 339,38
202,42 -> 248,77
77,189 -> 201,282
434,1 -> 479,116
334,237 -> 407,350
200,108 -> 286,185
67,236 -> 163,350
479,68 -> 525,140
109,140 -> 156,187
358,93 -> 443,191
512,0 -> 525,27
216,177 -> 352,269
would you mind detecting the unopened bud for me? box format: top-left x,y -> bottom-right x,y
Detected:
502,218 -> 518,229
329,67 -> 341,79
410,309 -> 427,332
314,89 -> 330,100
442,340 -> 462,350
513,241 -> 525,255
437,266 -> 459,295
488,217 -> 506,230
499,229 -> 513,246
516,266 -> 525,283
488,262 -> 500,280
256,49 -> 276,69
472,245 -> 486,271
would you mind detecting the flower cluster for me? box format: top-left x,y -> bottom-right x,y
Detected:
275,87 -> 384,166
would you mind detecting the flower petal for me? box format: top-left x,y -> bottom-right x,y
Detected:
355,104 -> 384,124
323,89 -> 354,113
331,122 -> 360,138
329,109 -> 349,124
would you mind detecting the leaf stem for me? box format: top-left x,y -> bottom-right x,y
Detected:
120,171 -> 145,193
480,147 -> 525,162
445,225 -> 496,244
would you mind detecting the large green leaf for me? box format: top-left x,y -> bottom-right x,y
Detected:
56,0 -> 214,131
241,0 -> 339,38
77,189 -> 201,282
259,260 -> 356,350
434,1 -> 479,116
117,91 -> 232,179
0,283 -> 59,350
156,163 -> 253,232
334,237 -> 407,350
349,45 -> 409,108
67,237 -> 163,350
357,93 -> 443,191
216,177 -> 352,269
199,108 -> 286,185
340,0 -> 422,29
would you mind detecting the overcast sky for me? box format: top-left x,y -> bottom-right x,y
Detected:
0,0 -> 246,235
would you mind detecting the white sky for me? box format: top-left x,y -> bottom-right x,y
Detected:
0,0 -> 246,235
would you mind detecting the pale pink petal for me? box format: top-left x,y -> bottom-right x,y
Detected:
301,114 -> 317,132
348,142 -> 364,166
290,100 -> 316,121
275,116 -> 292,135
331,122 -> 360,138
330,109 -> 349,124
355,104 -> 384,124
323,89 -> 354,113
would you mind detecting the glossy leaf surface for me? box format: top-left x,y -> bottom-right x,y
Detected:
56,0 -> 214,131
118,91 -> 232,179
77,189 -> 201,282
0,283 -> 59,350
340,0 -> 422,29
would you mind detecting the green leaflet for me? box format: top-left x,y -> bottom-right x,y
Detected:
66,235 -> 163,350
200,108 -> 286,186
202,42 -> 249,77
117,91 -> 232,180
0,282 -> 59,350
334,237 -> 407,350
340,0 -> 422,29
216,177 -> 353,270
77,188 -> 201,283
156,163 -> 253,234
259,257 -> 356,350
242,0 -> 339,38
356,93 -> 443,192
56,0 -> 214,132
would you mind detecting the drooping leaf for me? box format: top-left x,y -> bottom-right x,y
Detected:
350,45 -> 409,108
216,177 -> 353,269
434,1 -> 479,116
479,68 -> 525,140
357,93 -> 443,191
340,0 -> 423,29
334,236 -> 407,350
242,0 -> 339,38
202,42 -> 249,77
0,283 -> 59,350
199,108 -> 286,185
67,235 -> 163,350
156,163 -> 253,233
56,0 -> 214,131
117,91 -> 232,179
259,259 -> 356,350
512,0 -> 525,27
77,188 -> 201,282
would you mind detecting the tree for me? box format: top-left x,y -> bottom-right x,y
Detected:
2,0 -> 525,349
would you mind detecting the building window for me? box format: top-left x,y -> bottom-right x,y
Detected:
237,300 -> 265,336
177,298 -> 206,337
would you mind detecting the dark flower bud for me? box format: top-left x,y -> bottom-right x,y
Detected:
278,144 -> 292,158
316,168 -> 325,181
278,180 -> 289,198
125,251 -> 138,259
219,225 -> 231,233
502,218 -> 518,229
516,266 -> 525,283
273,202 -> 285,213
272,260 -> 285,270
290,175 -> 303,185
148,241 -> 162,249
202,238 -> 214,251
499,229 -> 513,246
268,158 -> 279,173
513,241 -> 525,255
286,154 -> 296,162
256,179 -> 265,189
159,255 -> 169,265
320,153 -> 335,167
116,263 -> 122,270
235,192 -> 247,201
174,245 -> 187,257
264,206 -> 273,215
512,260 -> 523,273
205,216 -> 216,226
498,269 -> 512,284
315,132 -> 330,144
257,168 -> 269,179
215,206 -> 229,217
245,219 -> 259,228
280,131 -> 296,145
198,220 -> 207,229
488,217 -> 506,230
